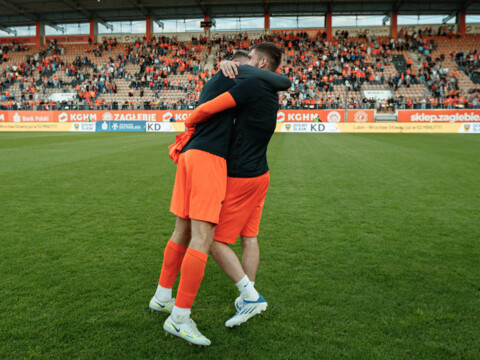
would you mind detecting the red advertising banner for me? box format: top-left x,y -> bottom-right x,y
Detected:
71,110 -> 193,123
0,110 -> 377,123
276,109 -> 345,123
45,35 -> 90,44
0,110 -> 194,123
157,110 -> 192,123
0,111 -> 7,122
398,110 -> 480,123
0,37 -> 36,45
7,111 -> 54,122
270,29 -> 324,39
53,110 -> 165,122
347,109 -> 375,123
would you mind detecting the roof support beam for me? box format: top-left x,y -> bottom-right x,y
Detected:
56,0 -> 114,27
126,0 -> 148,16
383,14 -> 391,25
0,26 -> 17,35
0,0 -> 38,22
57,0 -> 92,20
195,0 -> 208,15
393,0 -> 407,12
327,0 -> 334,13
443,12 -> 456,24
154,19 -> 164,29
461,0 -> 477,11
263,0 -> 269,13
46,23 -> 65,33
99,20 -> 113,31
55,0 -> 116,30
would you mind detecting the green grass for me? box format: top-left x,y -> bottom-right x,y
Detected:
1,132 -> 479,359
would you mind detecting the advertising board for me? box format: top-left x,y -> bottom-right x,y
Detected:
96,121 -> 147,132
398,110 -> 480,123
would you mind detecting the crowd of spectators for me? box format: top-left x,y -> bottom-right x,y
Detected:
451,49 -> 480,84
1,30 -> 479,111
263,29 -> 478,109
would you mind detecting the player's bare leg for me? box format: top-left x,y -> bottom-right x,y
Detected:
188,219 -> 215,253
210,241 -> 245,283
210,240 -> 266,327
171,216 -> 192,247
240,236 -> 259,282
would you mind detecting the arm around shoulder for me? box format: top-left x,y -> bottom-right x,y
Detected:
185,92 -> 237,128
236,65 -> 291,91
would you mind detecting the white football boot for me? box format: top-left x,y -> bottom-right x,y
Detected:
164,315 -> 211,346
149,297 -> 175,314
225,294 -> 268,328
234,296 -> 242,311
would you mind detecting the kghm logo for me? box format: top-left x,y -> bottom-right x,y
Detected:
327,111 -> 341,123
354,110 -> 368,123
276,112 -> 285,123
102,112 -> 114,121
163,112 -> 173,122
58,112 -> 68,122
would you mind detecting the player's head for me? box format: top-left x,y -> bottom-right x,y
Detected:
248,42 -> 282,72
231,50 -> 250,65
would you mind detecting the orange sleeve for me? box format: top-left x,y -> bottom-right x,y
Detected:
185,91 -> 236,128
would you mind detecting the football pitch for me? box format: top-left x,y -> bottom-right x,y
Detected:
1,132 -> 479,359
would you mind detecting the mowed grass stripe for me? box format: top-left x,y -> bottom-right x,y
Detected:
1,133 -> 479,359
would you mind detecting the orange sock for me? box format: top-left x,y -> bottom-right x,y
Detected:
158,240 -> 188,289
174,248 -> 208,309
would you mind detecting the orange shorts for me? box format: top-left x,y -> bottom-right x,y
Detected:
214,172 -> 270,244
170,149 -> 227,224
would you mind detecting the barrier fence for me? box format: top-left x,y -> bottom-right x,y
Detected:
0,110 -> 374,123
0,110 -> 479,133
1,121 -> 478,133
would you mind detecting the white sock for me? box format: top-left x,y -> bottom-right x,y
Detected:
171,306 -> 191,324
154,285 -> 172,303
235,275 -> 259,301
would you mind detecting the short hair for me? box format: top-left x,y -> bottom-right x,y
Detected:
231,49 -> 249,61
250,42 -> 282,71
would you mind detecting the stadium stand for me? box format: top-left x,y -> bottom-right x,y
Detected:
1,30 -> 480,111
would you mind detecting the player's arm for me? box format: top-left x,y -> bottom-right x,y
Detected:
219,59 -> 239,78
236,65 -> 291,91
220,61 -> 291,91
186,77 -> 263,128
185,92 -> 236,128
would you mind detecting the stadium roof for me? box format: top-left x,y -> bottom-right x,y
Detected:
1,0 -> 479,27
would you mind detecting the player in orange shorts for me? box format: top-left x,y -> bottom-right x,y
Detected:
148,46 -> 290,346
213,172 -> 270,246
180,43 -> 286,328
211,172 -> 271,328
